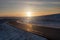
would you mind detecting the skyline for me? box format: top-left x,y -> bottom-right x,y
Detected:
0,0 -> 60,17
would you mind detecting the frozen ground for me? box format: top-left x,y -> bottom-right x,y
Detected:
0,23 -> 47,40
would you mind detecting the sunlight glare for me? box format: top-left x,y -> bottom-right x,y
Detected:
26,11 -> 32,17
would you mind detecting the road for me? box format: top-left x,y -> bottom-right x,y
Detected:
7,21 -> 60,40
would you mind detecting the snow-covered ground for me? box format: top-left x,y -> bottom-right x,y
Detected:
0,23 -> 47,40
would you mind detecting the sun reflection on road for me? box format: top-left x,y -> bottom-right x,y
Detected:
25,24 -> 33,32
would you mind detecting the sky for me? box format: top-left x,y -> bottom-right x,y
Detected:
0,0 -> 60,17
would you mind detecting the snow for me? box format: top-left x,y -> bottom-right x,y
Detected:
0,23 -> 47,40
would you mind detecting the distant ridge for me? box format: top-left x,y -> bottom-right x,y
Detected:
30,13 -> 60,28
0,13 -> 60,28
43,13 -> 60,18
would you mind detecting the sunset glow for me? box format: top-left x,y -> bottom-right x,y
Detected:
0,0 -> 60,17
26,11 -> 32,17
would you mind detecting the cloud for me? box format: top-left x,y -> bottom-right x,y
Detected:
25,1 -> 60,5
32,0 -> 60,2
0,0 -> 60,14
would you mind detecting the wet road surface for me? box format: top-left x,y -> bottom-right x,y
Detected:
8,21 -> 60,40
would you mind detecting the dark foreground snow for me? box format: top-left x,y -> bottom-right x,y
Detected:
0,23 -> 47,40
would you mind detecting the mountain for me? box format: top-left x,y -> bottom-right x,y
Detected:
30,13 -> 60,28
0,13 -> 60,28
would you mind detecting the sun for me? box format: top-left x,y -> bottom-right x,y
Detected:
26,11 -> 32,17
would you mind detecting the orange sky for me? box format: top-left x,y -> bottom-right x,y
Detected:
0,0 -> 60,17
0,11 -> 60,17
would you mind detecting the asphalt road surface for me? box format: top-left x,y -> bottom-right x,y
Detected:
8,21 -> 60,40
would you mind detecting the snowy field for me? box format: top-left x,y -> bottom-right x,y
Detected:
0,23 -> 47,40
